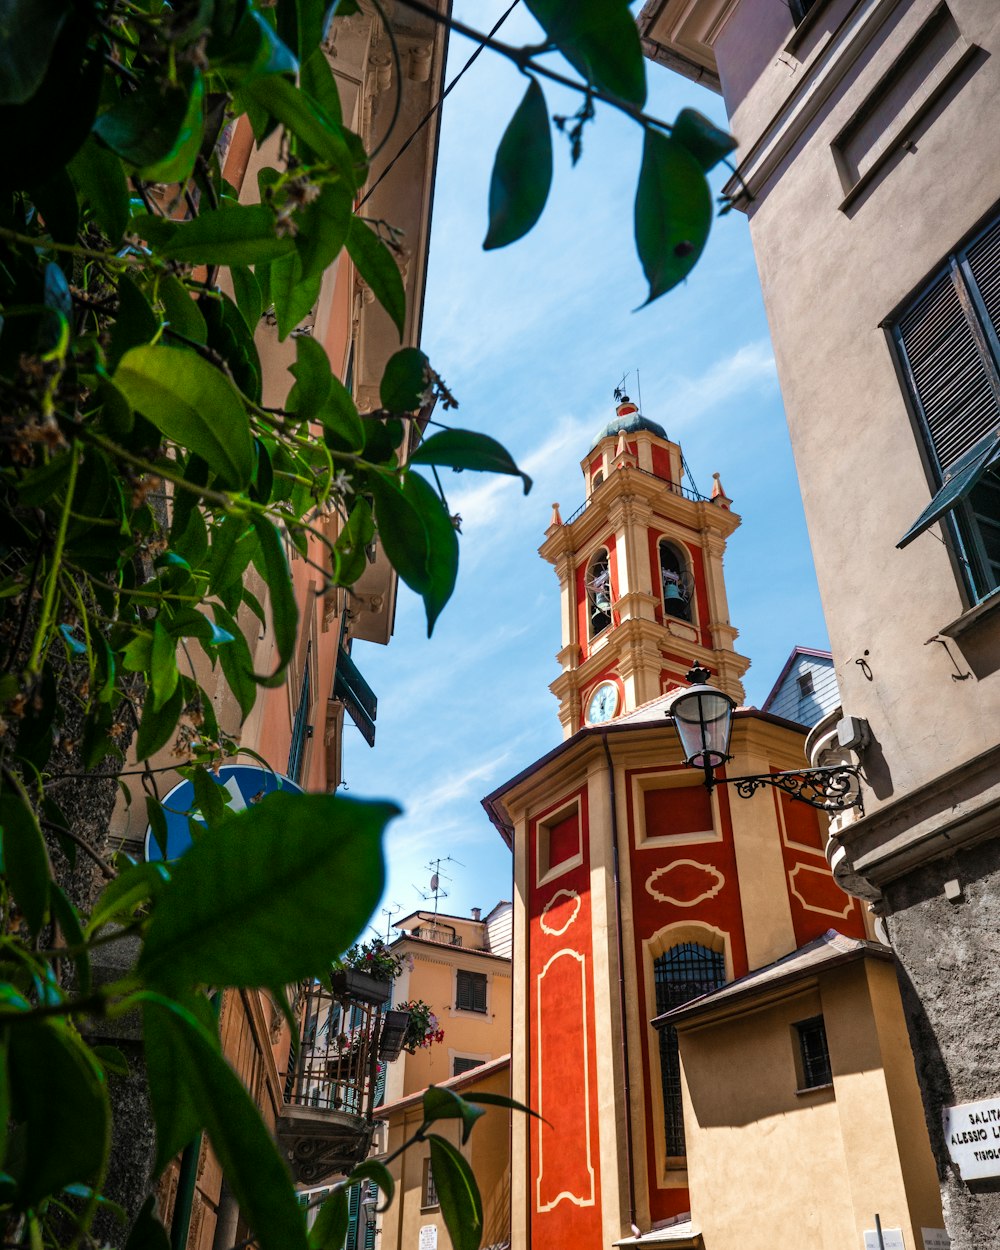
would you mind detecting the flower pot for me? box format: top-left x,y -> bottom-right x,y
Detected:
331,968 -> 392,1005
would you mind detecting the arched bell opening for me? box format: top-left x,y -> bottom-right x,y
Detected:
585,548 -> 613,637
659,540 -> 694,623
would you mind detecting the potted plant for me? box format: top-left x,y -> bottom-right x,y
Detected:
331,938 -> 402,1005
395,999 -> 445,1054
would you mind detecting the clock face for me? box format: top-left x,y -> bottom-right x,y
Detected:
587,681 -> 620,724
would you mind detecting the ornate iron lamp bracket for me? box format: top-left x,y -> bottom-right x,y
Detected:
722,765 -> 864,814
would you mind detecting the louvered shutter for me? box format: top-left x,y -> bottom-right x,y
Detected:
456,970 -> 487,1012
966,216 -> 1000,346
895,267 -> 998,472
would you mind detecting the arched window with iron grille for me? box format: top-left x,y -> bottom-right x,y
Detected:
654,942 -> 726,1158
585,548 -> 613,637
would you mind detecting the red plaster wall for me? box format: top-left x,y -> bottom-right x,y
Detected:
771,789 -> 866,945
527,787 -> 604,1250
650,444 -> 672,482
624,767 -> 748,1223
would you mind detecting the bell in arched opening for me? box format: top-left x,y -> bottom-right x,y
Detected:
659,540 -> 693,622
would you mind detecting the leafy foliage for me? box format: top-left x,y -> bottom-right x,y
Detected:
0,2 -> 732,1249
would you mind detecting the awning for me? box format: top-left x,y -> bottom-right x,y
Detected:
897,427 -> 1000,549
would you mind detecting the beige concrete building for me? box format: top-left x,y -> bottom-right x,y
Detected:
376,905 -> 513,1250
641,1 -> 1000,1245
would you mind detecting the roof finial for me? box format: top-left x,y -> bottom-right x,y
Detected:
710,471 -> 732,510
549,502 -> 563,527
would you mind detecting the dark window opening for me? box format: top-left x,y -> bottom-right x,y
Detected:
452,1055 -> 484,1077
659,541 -> 692,622
790,0 -> 823,25
421,1159 -> 438,1209
893,213 -> 1000,604
654,943 -> 726,1158
456,969 -> 487,1014
585,550 -> 613,636
797,671 -> 815,698
795,1016 -> 832,1089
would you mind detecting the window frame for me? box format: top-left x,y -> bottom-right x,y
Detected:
585,547 -> 613,639
657,538 -> 695,625
794,1015 -> 833,1091
891,211 -> 1000,605
421,1157 -> 438,1211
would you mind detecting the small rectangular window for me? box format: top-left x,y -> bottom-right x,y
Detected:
795,1016 -> 832,1089
452,1055 -> 484,1077
455,969 -> 487,1014
797,671 -> 814,697
421,1158 -> 438,1210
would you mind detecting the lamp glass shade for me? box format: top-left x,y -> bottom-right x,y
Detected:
672,684 -> 735,769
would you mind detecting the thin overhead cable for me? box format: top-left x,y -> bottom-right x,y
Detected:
358,0 -> 522,208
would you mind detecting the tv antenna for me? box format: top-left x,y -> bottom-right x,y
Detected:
413,856 -> 462,921
381,903 -> 401,940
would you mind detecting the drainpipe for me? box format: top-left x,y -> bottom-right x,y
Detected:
170,1134 -> 201,1250
601,732 -> 637,1234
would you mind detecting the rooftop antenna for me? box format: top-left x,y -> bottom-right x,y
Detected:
635,368 -> 643,413
413,856 -> 463,922
381,903 -> 401,941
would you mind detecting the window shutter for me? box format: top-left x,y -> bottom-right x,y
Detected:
456,970 -> 487,1012
966,216 -> 1000,344
896,269 -> 998,471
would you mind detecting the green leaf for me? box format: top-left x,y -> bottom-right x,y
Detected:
114,345 -> 255,489
230,265 -> 263,331
94,72 -> 197,172
211,604 -> 257,720
153,274 -> 208,345
50,881 -> 90,994
136,681 -> 184,762
142,998 -> 207,1173
319,375 -> 364,452
143,997 -> 309,1250
0,780 -> 51,936
483,79 -> 552,251
209,8 -> 298,83
410,428 -> 532,494
188,766 -> 229,829
634,129 -> 712,306
88,860 -> 169,933
671,108 -> 737,173
345,1159 -> 394,1210
69,136 -> 129,244
107,274 -> 160,372
141,69 -> 205,183
367,472 -> 430,595
524,0 -> 646,107
124,1195 -> 171,1250
146,797 -> 169,863
331,497 -> 374,586
403,472 -> 458,638
346,218 -> 405,338
151,620 -> 180,713
426,1134 -> 482,1250
92,1045 -> 130,1078
8,1020 -> 109,1209
138,792 -> 397,988
137,204 -> 296,267
202,291 -> 263,403
250,516 -> 297,671
242,74 -> 356,182
380,348 -> 429,412
288,335 -> 332,421
297,181 -> 353,281
0,0 -> 69,105
308,1188 -> 349,1250
422,1086 -> 485,1146
269,250 -> 322,339
460,1090 -> 547,1124
300,47 -> 343,127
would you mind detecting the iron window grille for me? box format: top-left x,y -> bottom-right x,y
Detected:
654,943 -> 726,1158
455,969 -> 488,1014
893,212 -> 1000,604
795,1016 -> 832,1089
422,1158 -> 438,1209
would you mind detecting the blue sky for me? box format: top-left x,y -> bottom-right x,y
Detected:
343,2 -> 830,931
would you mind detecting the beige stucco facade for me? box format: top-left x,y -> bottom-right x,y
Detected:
641,1 -> 1000,1243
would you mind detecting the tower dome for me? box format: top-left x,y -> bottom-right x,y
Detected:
592,396 -> 667,447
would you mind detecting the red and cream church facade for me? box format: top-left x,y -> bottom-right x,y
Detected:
483,403 -> 943,1250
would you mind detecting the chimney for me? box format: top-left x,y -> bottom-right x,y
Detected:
471,907 -> 481,922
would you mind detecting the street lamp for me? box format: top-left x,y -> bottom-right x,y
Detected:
669,666 -> 864,813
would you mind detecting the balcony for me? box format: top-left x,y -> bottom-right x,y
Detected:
277,972 -> 401,1185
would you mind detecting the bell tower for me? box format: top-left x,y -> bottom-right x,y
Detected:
540,396 -> 749,737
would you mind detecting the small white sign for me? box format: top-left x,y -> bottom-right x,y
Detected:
942,1095 -> 1000,1180
921,1231 -> 951,1250
418,1226 -> 438,1250
863,1230 -> 904,1250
